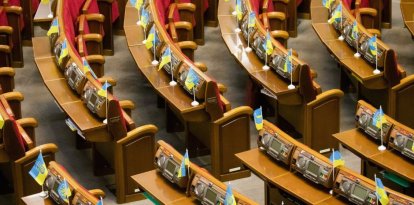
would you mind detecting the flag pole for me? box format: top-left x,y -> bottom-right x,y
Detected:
151,33 -> 159,65
100,196 -> 103,205
142,26 -> 147,44
373,35 -> 380,74
48,1 -> 53,18
330,148 -> 335,195
288,49 -> 295,90
39,149 -> 48,198
191,87 -> 199,106
169,46 -> 177,86
263,31 -> 270,71
246,13 -> 252,53
338,2 -> 344,41
354,36 -> 360,58
378,108 -> 386,151
137,7 -> 141,25
232,0 -> 237,16
375,174 -> 379,204
103,80 -> 108,124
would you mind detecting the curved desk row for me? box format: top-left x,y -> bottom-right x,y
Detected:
124,0 -> 254,182
401,0 -> 414,38
33,0 -> 157,203
311,0 -> 414,130
219,0 -> 344,153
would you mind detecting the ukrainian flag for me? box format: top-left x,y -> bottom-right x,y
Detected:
41,0 -> 50,4
0,114 -> 4,129
141,9 -> 149,29
253,107 -> 263,130
263,31 -> 273,55
323,0 -> 334,9
185,68 -> 199,91
97,198 -> 103,205
368,35 -> 377,56
224,185 -> 236,205
351,20 -> 359,40
372,106 -> 386,129
235,0 -> 242,20
58,179 -> 71,203
184,149 -> 190,167
375,177 -> 389,205
130,0 -> 143,10
248,12 -> 256,28
29,152 -> 48,186
177,149 -> 189,177
47,18 -> 59,37
82,58 -> 97,79
146,26 -> 158,49
158,46 -> 171,71
283,49 -> 292,73
328,3 -> 342,24
97,82 -> 111,97
59,40 -> 68,64
329,150 -> 345,168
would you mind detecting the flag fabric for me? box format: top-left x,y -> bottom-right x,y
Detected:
158,46 -> 171,71
47,18 -> 59,36
183,149 -> 190,167
59,40 -> 68,64
58,179 -> 71,203
224,185 -> 236,205
82,58 -> 98,79
375,177 -> 389,205
329,150 -> 345,168
97,198 -> 104,205
177,149 -> 189,177
248,12 -> 255,28
145,26 -> 158,49
97,82 -> 111,97
328,3 -> 342,24
283,49 -> 293,73
351,20 -> 359,40
368,35 -> 377,56
372,106 -> 386,129
185,68 -> 199,91
323,0 -> 334,9
253,107 -> 263,130
29,152 -> 48,186
263,31 -> 273,55
130,0 -> 143,10
235,0 -> 242,20
41,0 -> 50,4
141,8 -> 149,29
0,114 -> 4,129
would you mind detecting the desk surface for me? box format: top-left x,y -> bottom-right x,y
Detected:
370,151 -> 414,182
333,128 -> 383,159
21,193 -> 55,205
401,2 -> 414,36
131,170 -> 193,205
34,1 -> 54,23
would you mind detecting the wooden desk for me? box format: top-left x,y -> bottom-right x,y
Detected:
34,1 -> 54,23
401,2 -> 414,37
370,151 -> 414,182
131,170 -> 193,205
21,193 -> 55,205
333,128 -> 382,159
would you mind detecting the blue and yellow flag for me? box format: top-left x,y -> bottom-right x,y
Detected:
158,46 -> 171,71
130,0 -> 143,10
82,58 -> 98,79
253,107 -> 263,130
283,49 -> 293,73
235,0 -> 242,20
372,106 -> 386,129
263,31 -> 273,55
185,68 -> 199,91
375,177 -> 389,205
323,0 -> 334,9
58,179 -> 71,203
97,82 -> 111,97
141,8 -> 149,29
248,12 -> 256,28
47,18 -> 59,36
368,35 -> 377,56
41,0 -> 50,4
97,198 -> 103,205
177,149 -> 189,177
351,20 -> 359,40
146,26 -> 158,49
328,3 -> 342,24
329,150 -> 345,168
0,114 -> 4,129
224,185 -> 236,205
59,39 -> 68,64
29,152 -> 48,186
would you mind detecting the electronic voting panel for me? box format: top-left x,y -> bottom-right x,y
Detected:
358,33 -> 385,66
291,146 -> 333,188
388,125 -> 414,161
177,63 -> 206,100
251,31 -> 267,61
241,10 -> 257,44
146,23 -> 164,58
49,18 -> 60,50
388,193 -> 414,205
159,45 -> 182,75
355,103 -> 392,142
334,169 -> 378,205
330,2 -> 346,32
44,166 -> 73,204
343,19 -> 360,50
190,173 -> 227,205
82,80 -> 107,118
53,37 -> 70,70
257,125 -> 295,165
269,50 -> 299,83
72,192 -> 96,205
154,143 -> 188,188
64,59 -> 87,95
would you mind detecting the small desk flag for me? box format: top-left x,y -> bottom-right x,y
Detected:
368,35 -> 377,56
47,18 -> 59,36
224,185 -> 236,205
329,150 -> 345,168
375,177 -> 389,205
372,106 -> 386,129
185,68 -> 199,91
58,179 -> 71,203
263,31 -> 273,55
328,3 -> 342,24
253,107 -> 263,130
97,82 -> 111,97
159,46 -> 171,71
29,152 -> 48,186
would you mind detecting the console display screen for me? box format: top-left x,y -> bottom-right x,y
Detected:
307,161 -> 320,177
405,139 -> 413,150
205,188 -> 217,204
270,139 -> 282,154
165,160 -> 176,175
352,184 -> 369,200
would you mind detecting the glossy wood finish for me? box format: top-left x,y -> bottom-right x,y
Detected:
401,1 -> 414,37
21,193 -> 55,205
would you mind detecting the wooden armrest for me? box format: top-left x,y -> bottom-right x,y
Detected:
83,33 -> 103,42
17,117 -> 38,148
273,0 -> 289,4
173,21 -> 193,31
0,67 -> 14,77
217,83 -> 227,94
177,3 -> 196,12
77,36 -> 85,57
16,118 -> 38,128
267,11 -> 286,21
78,15 -> 86,34
118,125 -> 158,144
261,14 -> 270,29
367,29 -> 381,38
169,22 -> 178,42
312,81 -> 322,94
98,76 -> 116,87
0,45 -> 11,53
2,91 -> 23,102
220,95 -> 231,111
85,13 -> 105,23
17,123 -> 34,150
262,0 -> 269,12
177,41 -> 198,50
85,54 -> 105,64
168,3 -> 177,22
88,189 -> 106,199
310,69 -> 317,79
14,143 -> 58,164
4,6 -> 22,14
397,65 -> 406,78
214,106 -> 252,124
119,100 -> 135,111
0,26 -> 13,35
359,8 -> 377,16
83,0 -> 92,14
270,30 -> 289,39
194,62 -> 207,72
